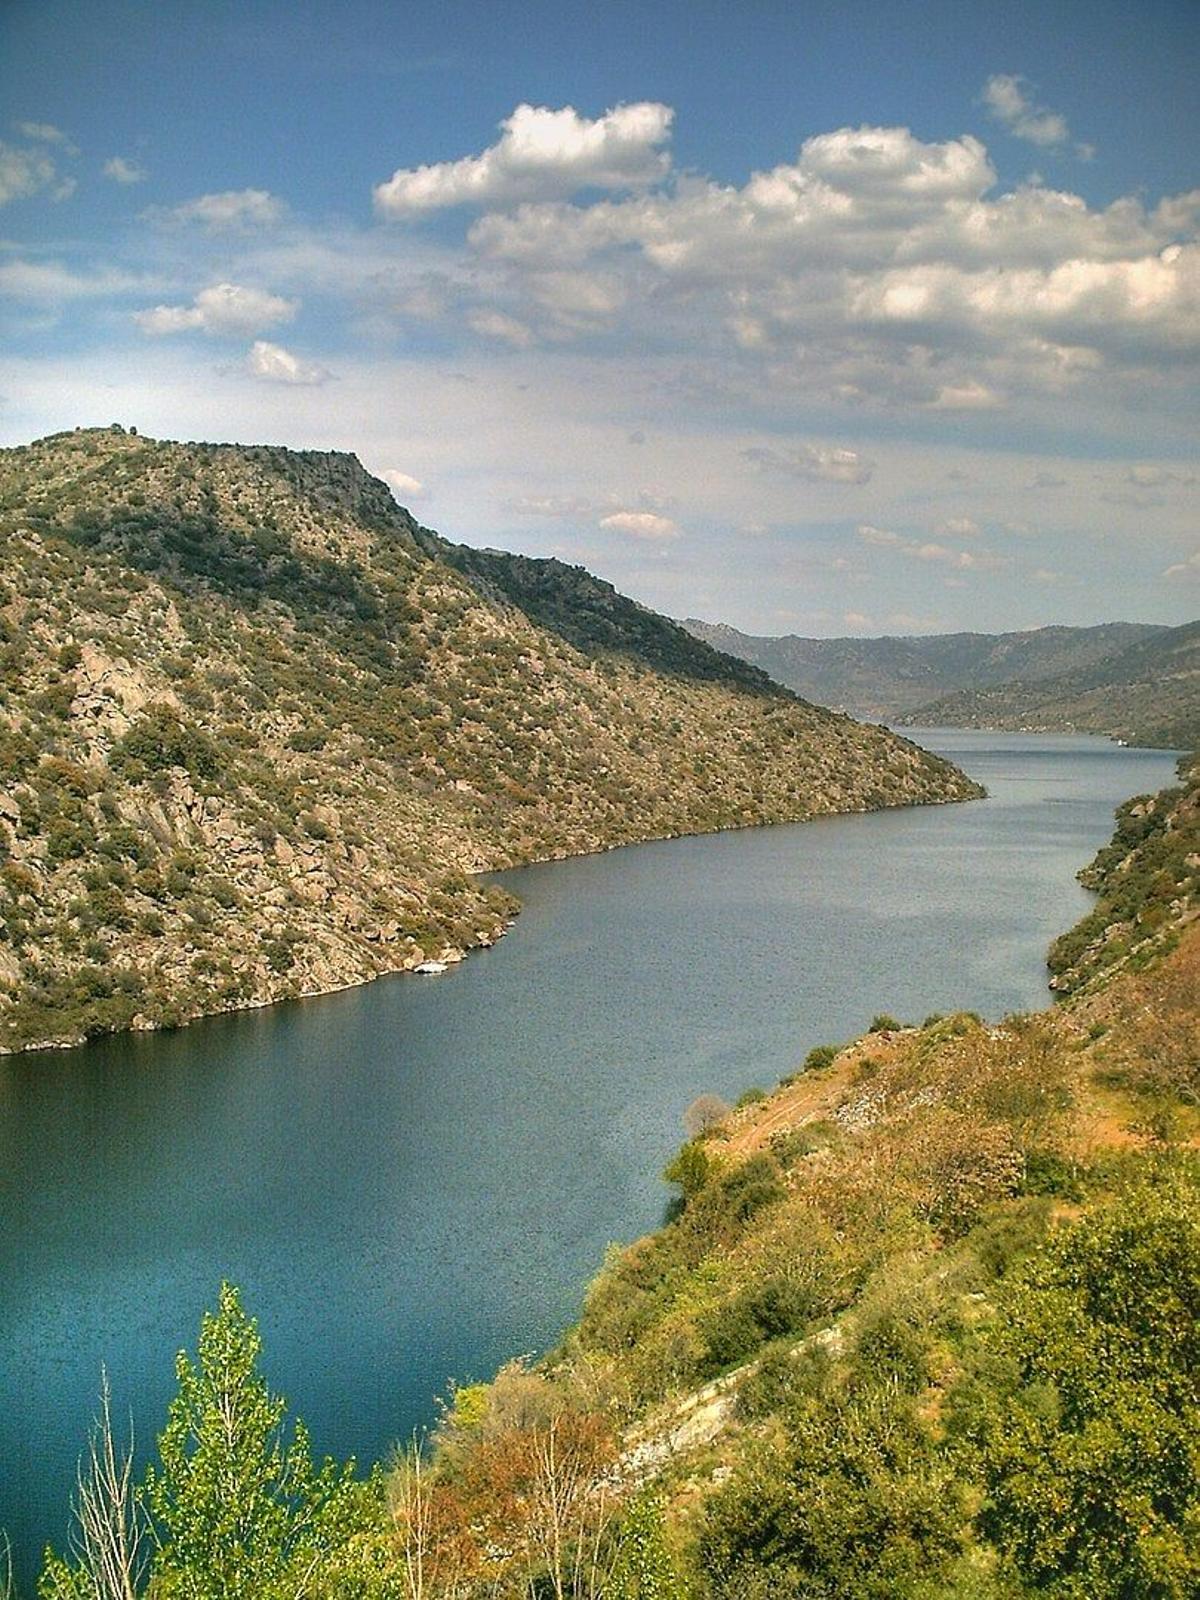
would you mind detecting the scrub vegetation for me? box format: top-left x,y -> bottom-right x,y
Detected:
0,426 -> 978,1054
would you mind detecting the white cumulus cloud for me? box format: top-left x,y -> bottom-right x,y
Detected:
382,468 -> 427,500
16,121 -> 76,152
244,340 -> 329,385
599,509 -> 680,540
374,101 -> 673,217
0,141 -> 58,205
982,75 -> 1070,148
103,155 -> 147,184
135,282 -> 297,336
460,118 -> 1200,398
857,524 -> 1005,572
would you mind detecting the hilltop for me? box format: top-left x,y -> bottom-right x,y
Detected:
681,618 -> 1165,722
0,427 -> 978,1053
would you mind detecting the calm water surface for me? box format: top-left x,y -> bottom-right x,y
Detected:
0,731 -> 1181,1579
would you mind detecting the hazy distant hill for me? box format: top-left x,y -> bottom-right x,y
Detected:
681,619 -> 1167,721
903,619 -> 1200,750
0,427 -> 977,1051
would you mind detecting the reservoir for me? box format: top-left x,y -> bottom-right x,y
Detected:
0,730 -> 1181,1581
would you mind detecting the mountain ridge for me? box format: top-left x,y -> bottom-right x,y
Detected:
681,616 -> 1192,745
900,618 -> 1200,750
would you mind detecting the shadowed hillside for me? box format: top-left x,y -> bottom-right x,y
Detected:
902,619 -> 1200,750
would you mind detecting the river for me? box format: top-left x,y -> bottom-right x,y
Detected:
0,730 -> 1181,1581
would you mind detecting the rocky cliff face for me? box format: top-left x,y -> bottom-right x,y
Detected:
0,427 -> 981,1052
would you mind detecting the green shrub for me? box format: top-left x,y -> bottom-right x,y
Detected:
962,1169 -> 1200,1598
736,1086 -> 768,1109
664,1141 -> 711,1202
701,1384 -> 963,1598
111,704 -> 220,781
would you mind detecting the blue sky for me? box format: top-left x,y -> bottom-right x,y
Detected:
1,0 -> 1197,635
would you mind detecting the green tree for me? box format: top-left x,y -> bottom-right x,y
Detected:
966,1168 -> 1200,1598
663,1141 -> 711,1203
699,1382 -> 962,1599
142,1283 -> 358,1600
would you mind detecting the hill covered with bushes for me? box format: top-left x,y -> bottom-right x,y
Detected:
0,427 -> 978,1053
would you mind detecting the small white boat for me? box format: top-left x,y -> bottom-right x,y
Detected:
413,960 -> 449,975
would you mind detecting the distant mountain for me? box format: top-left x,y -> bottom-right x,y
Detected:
903,619 -> 1200,750
681,619 -> 1174,728
0,427 -> 979,1051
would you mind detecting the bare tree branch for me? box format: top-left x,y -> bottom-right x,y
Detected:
66,1371 -> 146,1600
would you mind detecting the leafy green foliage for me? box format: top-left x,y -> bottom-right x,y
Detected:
960,1167 -> 1200,1599
700,1381 -> 963,1599
110,706 -> 221,781
609,1492 -> 686,1600
869,1013 -> 903,1033
145,1286 -> 360,1600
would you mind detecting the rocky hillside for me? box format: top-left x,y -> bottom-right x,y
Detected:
0,427 -> 978,1053
900,619 -> 1200,749
681,618 -> 1164,721
1048,751 -> 1199,993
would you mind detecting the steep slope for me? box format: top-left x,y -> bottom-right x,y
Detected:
0,427 -> 978,1052
902,619 -> 1200,749
681,618 -> 1163,720
1048,751 -> 1199,993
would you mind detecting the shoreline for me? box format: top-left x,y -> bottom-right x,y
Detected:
0,782 -> 983,1060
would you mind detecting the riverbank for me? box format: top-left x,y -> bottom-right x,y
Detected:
0,774 -> 981,1058
13,743 -> 1198,1599
0,732 -> 1175,1583
353,750 -> 1198,1599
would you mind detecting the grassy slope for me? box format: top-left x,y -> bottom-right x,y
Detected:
0,427 -> 978,1051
